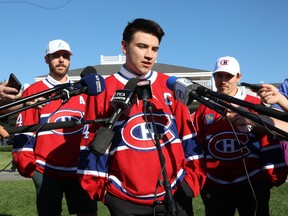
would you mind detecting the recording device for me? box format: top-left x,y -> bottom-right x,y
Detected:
166,76 -> 195,106
56,67 -> 105,99
0,67 -> 106,119
167,76 -> 288,122
80,66 -> 97,78
136,79 -> 152,102
7,73 -> 22,94
89,78 -> 138,155
240,82 -> 262,91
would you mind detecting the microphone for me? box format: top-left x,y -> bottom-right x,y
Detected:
136,80 -> 152,102
80,66 -> 98,78
89,78 -> 138,155
166,76 -> 288,122
56,73 -> 105,99
166,76 -> 195,106
136,79 -> 152,112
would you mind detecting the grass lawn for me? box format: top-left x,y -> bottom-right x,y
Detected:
1,151 -> 287,215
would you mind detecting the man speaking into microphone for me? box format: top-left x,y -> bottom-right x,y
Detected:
12,39 -> 101,216
78,18 -> 206,216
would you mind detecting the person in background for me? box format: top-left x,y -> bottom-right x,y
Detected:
12,39 -> 97,216
1,76 -> 46,172
78,18 -> 206,216
193,56 -> 287,216
227,83 -> 288,172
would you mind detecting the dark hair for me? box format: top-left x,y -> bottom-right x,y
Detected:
122,18 -> 165,44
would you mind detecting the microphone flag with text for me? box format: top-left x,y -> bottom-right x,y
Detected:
55,66 -> 105,99
89,78 -> 138,155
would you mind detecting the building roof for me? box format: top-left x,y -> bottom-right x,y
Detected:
68,63 -> 210,77
36,63 -> 211,79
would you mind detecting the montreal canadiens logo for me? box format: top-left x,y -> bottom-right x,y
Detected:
176,89 -> 184,99
122,113 -> 175,151
208,132 -> 250,160
47,110 -> 83,135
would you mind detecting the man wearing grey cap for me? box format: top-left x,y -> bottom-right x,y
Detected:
12,39 -> 97,216
193,56 -> 287,215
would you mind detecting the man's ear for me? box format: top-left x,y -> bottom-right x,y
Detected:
121,40 -> 127,55
44,55 -> 49,64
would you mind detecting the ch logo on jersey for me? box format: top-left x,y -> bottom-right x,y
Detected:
122,113 -> 175,151
208,132 -> 250,160
47,110 -> 84,135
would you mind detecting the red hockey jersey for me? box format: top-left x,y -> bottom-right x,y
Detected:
77,66 -> 206,204
193,90 -> 287,189
13,75 -> 88,179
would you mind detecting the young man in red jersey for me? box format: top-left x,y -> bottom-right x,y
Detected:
193,56 -> 287,216
12,39 -> 97,216
78,18 -> 206,216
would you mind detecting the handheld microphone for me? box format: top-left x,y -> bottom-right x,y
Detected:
136,79 -> 152,112
56,73 -> 105,99
167,76 -> 288,122
166,76 -> 195,106
240,82 -> 261,91
80,66 -> 98,78
0,68 -> 105,119
136,80 -> 152,102
89,78 -> 138,155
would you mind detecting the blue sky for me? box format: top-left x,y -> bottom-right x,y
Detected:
0,0 -> 287,85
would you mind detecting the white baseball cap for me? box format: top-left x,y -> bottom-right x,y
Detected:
46,39 -> 73,55
213,56 -> 240,75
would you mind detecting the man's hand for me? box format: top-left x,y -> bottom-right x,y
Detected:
0,125 -> 9,140
0,81 -> 22,101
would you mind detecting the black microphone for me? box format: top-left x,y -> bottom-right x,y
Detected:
136,80 -> 152,101
89,78 -> 138,155
56,73 -> 106,99
80,66 -> 98,78
136,79 -> 152,112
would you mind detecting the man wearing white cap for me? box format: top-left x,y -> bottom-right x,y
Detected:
12,39 -> 97,216
193,56 -> 287,215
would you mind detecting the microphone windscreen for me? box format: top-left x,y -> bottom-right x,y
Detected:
81,74 -> 106,96
80,66 -> 97,78
124,78 -> 138,92
166,76 -> 178,91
